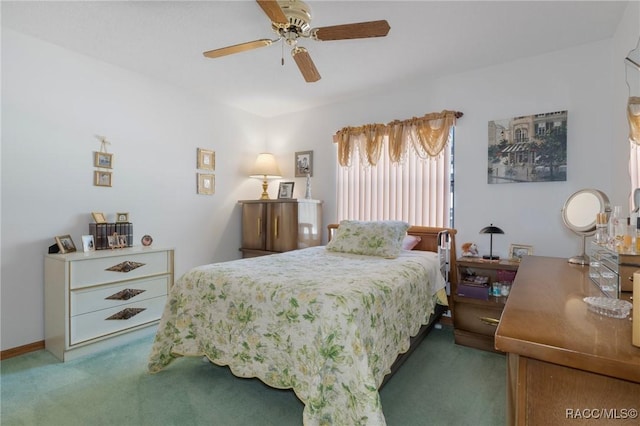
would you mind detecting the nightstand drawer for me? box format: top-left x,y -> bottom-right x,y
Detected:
454,302 -> 503,337
70,295 -> 166,346
71,275 -> 169,316
70,251 -> 171,289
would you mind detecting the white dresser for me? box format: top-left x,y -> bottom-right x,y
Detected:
44,246 -> 174,361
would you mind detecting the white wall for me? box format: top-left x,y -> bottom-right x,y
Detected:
1,30 -> 266,350
268,32 -> 636,260
2,6 -> 638,351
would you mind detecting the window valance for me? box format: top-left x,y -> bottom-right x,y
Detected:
333,110 -> 462,167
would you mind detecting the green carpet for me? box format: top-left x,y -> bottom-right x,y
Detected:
1,325 -> 505,425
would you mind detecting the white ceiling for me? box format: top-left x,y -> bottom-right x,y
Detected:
2,1 -> 629,117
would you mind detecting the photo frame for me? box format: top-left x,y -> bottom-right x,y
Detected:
197,173 -> 215,195
94,151 -> 113,169
197,148 -> 215,170
509,244 -> 534,262
295,151 -> 313,177
55,235 -> 76,254
116,212 -> 129,223
91,212 -> 107,223
94,171 -> 112,187
278,181 -> 295,199
81,235 -> 95,252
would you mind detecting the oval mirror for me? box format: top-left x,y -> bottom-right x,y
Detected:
561,189 -> 610,264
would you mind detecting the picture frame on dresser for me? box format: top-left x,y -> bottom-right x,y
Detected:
509,244 -> 533,262
278,182 -> 295,199
91,212 -> 107,223
116,212 -> 129,223
55,235 -> 76,254
81,235 -> 95,252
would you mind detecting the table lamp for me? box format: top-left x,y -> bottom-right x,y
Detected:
249,153 -> 282,199
479,224 -> 504,260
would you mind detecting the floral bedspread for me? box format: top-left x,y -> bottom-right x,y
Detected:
148,246 -> 446,425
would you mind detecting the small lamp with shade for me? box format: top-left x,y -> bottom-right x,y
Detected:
249,153 -> 282,200
479,224 -> 504,260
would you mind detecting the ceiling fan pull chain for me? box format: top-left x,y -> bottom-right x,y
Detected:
281,40 -> 285,66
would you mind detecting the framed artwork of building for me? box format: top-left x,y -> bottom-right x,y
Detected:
488,110 -> 567,184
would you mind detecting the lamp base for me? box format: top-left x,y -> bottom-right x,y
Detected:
483,255 -> 500,260
259,178 -> 270,200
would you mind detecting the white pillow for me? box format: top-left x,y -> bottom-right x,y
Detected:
326,220 -> 410,258
402,235 -> 422,250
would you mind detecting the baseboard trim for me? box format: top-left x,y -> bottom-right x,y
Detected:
1,340 -> 45,360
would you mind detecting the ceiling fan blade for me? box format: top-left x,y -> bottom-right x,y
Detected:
313,20 -> 390,41
256,0 -> 288,25
203,39 -> 274,59
292,47 -> 321,83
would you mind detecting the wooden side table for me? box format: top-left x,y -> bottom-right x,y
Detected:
452,257 -> 519,352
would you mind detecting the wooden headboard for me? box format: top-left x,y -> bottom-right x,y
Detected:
327,224 -> 458,286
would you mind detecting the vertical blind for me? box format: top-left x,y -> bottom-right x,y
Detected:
336,132 -> 452,227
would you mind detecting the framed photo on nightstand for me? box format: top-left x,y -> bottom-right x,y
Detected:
509,244 -> 533,262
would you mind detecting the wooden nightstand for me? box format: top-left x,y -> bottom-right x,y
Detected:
452,257 -> 519,352
238,199 -> 322,258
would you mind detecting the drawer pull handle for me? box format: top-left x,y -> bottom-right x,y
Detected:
479,316 -> 500,326
106,307 -> 146,320
105,261 -> 145,273
106,288 -> 145,301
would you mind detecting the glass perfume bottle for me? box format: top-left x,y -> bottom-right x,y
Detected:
595,212 -> 608,244
608,205 -> 622,248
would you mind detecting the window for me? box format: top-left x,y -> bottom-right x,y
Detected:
336,129 -> 454,228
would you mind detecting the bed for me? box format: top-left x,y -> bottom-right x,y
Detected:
148,221 -> 457,425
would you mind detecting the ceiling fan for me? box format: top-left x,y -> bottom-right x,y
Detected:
203,0 -> 390,83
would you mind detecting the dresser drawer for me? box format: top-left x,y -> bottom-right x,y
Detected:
70,295 -> 166,346
71,275 -> 169,316
454,302 -> 503,337
619,264 -> 640,292
70,251 -> 171,289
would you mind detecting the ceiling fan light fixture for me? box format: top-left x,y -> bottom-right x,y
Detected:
277,0 -> 312,34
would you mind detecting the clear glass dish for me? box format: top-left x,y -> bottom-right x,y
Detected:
583,296 -> 632,319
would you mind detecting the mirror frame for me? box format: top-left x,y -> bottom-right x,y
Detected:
561,189 -> 610,235
562,188 -> 610,266
562,188 -> 611,235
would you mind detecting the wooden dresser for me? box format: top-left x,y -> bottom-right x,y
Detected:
239,199 -> 322,257
495,256 -> 640,425
44,246 -> 174,361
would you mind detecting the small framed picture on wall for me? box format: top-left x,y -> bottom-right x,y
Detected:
197,173 -> 215,195
295,151 -> 313,177
94,171 -> 112,187
197,148 -> 215,170
94,152 -> 113,169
